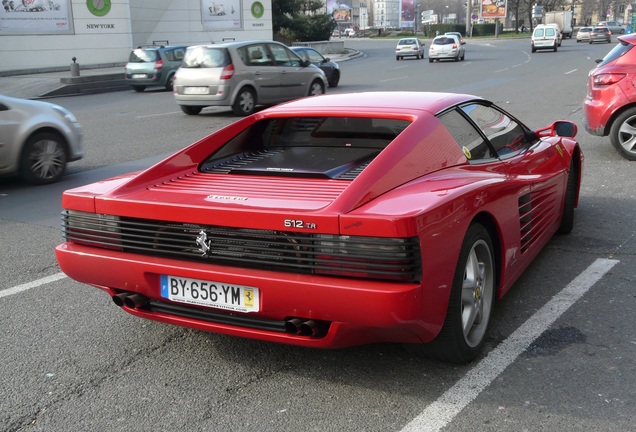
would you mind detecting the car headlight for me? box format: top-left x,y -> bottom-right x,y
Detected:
52,105 -> 79,124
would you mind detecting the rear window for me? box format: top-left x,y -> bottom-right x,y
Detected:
433,37 -> 455,45
399,39 -> 416,45
199,117 -> 411,178
597,39 -> 635,67
182,47 -> 230,68
129,49 -> 159,63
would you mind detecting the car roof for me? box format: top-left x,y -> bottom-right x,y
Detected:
262,92 -> 481,116
187,40 -> 285,49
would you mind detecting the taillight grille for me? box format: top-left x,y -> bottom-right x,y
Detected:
62,211 -> 422,282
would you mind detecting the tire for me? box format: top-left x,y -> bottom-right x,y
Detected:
609,107 -> 636,160
531,47 -> 536,53
328,70 -> 340,87
429,58 -> 433,63
164,74 -> 175,91
19,132 -> 68,184
554,44 -> 557,52
308,80 -> 325,97
180,105 -> 202,115
132,86 -> 146,92
396,56 -> 400,61
557,157 -> 577,234
461,52 -> 465,61
232,87 -> 256,116
408,223 -> 496,363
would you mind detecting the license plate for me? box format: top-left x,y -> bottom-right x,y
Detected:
131,74 -> 147,79
160,275 -> 259,313
184,86 -> 209,95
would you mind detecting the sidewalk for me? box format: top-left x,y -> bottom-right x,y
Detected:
0,50 -> 360,100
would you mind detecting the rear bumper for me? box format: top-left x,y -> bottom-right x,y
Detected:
56,242 -> 436,348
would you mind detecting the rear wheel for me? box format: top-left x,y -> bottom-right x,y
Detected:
609,107 -> 636,160
232,87 -> 256,116
557,158 -> 577,234
429,58 -> 433,63
408,223 -> 495,363
132,86 -> 146,92
20,132 -> 68,184
164,74 -> 175,91
180,105 -> 202,115
308,80 -> 325,96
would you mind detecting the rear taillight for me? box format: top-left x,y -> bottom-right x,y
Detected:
593,73 -> 626,86
453,43 -> 458,48
220,63 -> 235,80
154,59 -> 163,70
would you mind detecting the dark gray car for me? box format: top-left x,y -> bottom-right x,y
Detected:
290,46 -> 340,87
125,44 -> 188,92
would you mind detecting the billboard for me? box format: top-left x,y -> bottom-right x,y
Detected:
327,0 -> 352,24
201,0 -> 242,30
481,0 -> 506,19
400,0 -> 415,28
0,0 -> 74,34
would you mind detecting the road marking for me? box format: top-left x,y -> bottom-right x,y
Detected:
399,258 -> 619,432
565,69 -> 578,74
0,272 -> 67,299
136,111 -> 182,119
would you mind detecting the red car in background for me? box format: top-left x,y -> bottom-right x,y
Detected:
584,33 -> 636,160
56,92 -> 582,364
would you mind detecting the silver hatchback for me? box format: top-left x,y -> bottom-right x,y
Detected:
173,40 -> 328,116
0,95 -> 83,184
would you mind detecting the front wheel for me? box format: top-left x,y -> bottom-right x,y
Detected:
408,223 -> 496,363
232,87 -> 256,116
20,132 -> 68,184
328,71 -> 340,88
308,80 -> 325,97
609,107 -> 636,160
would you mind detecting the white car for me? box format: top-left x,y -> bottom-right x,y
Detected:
396,38 -> 425,60
0,95 -> 83,184
428,34 -> 465,62
531,24 -> 559,53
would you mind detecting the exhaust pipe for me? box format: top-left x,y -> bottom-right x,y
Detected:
299,320 -> 324,337
123,293 -> 150,309
112,292 -> 128,307
112,292 -> 150,309
284,318 -> 304,334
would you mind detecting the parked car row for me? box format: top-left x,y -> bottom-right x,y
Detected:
124,41 -> 341,117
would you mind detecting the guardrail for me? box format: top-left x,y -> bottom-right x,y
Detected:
291,40 -> 345,55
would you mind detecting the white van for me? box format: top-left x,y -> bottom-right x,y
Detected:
344,28 -> 355,37
531,24 -> 559,53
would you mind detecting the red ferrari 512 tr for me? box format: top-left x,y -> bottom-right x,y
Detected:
56,92 -> 583,363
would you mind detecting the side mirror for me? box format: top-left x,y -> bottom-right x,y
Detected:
595,58 -> 603,64
301,59 -> 310,67
554,121 -> 577,137
323,57 -> 331,63
535,121 -> 577,138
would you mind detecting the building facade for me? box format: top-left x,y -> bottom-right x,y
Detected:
0,0 -> 273,73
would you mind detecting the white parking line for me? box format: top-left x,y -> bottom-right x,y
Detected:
0,272 -> 67,299
399,258 -> 619,432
